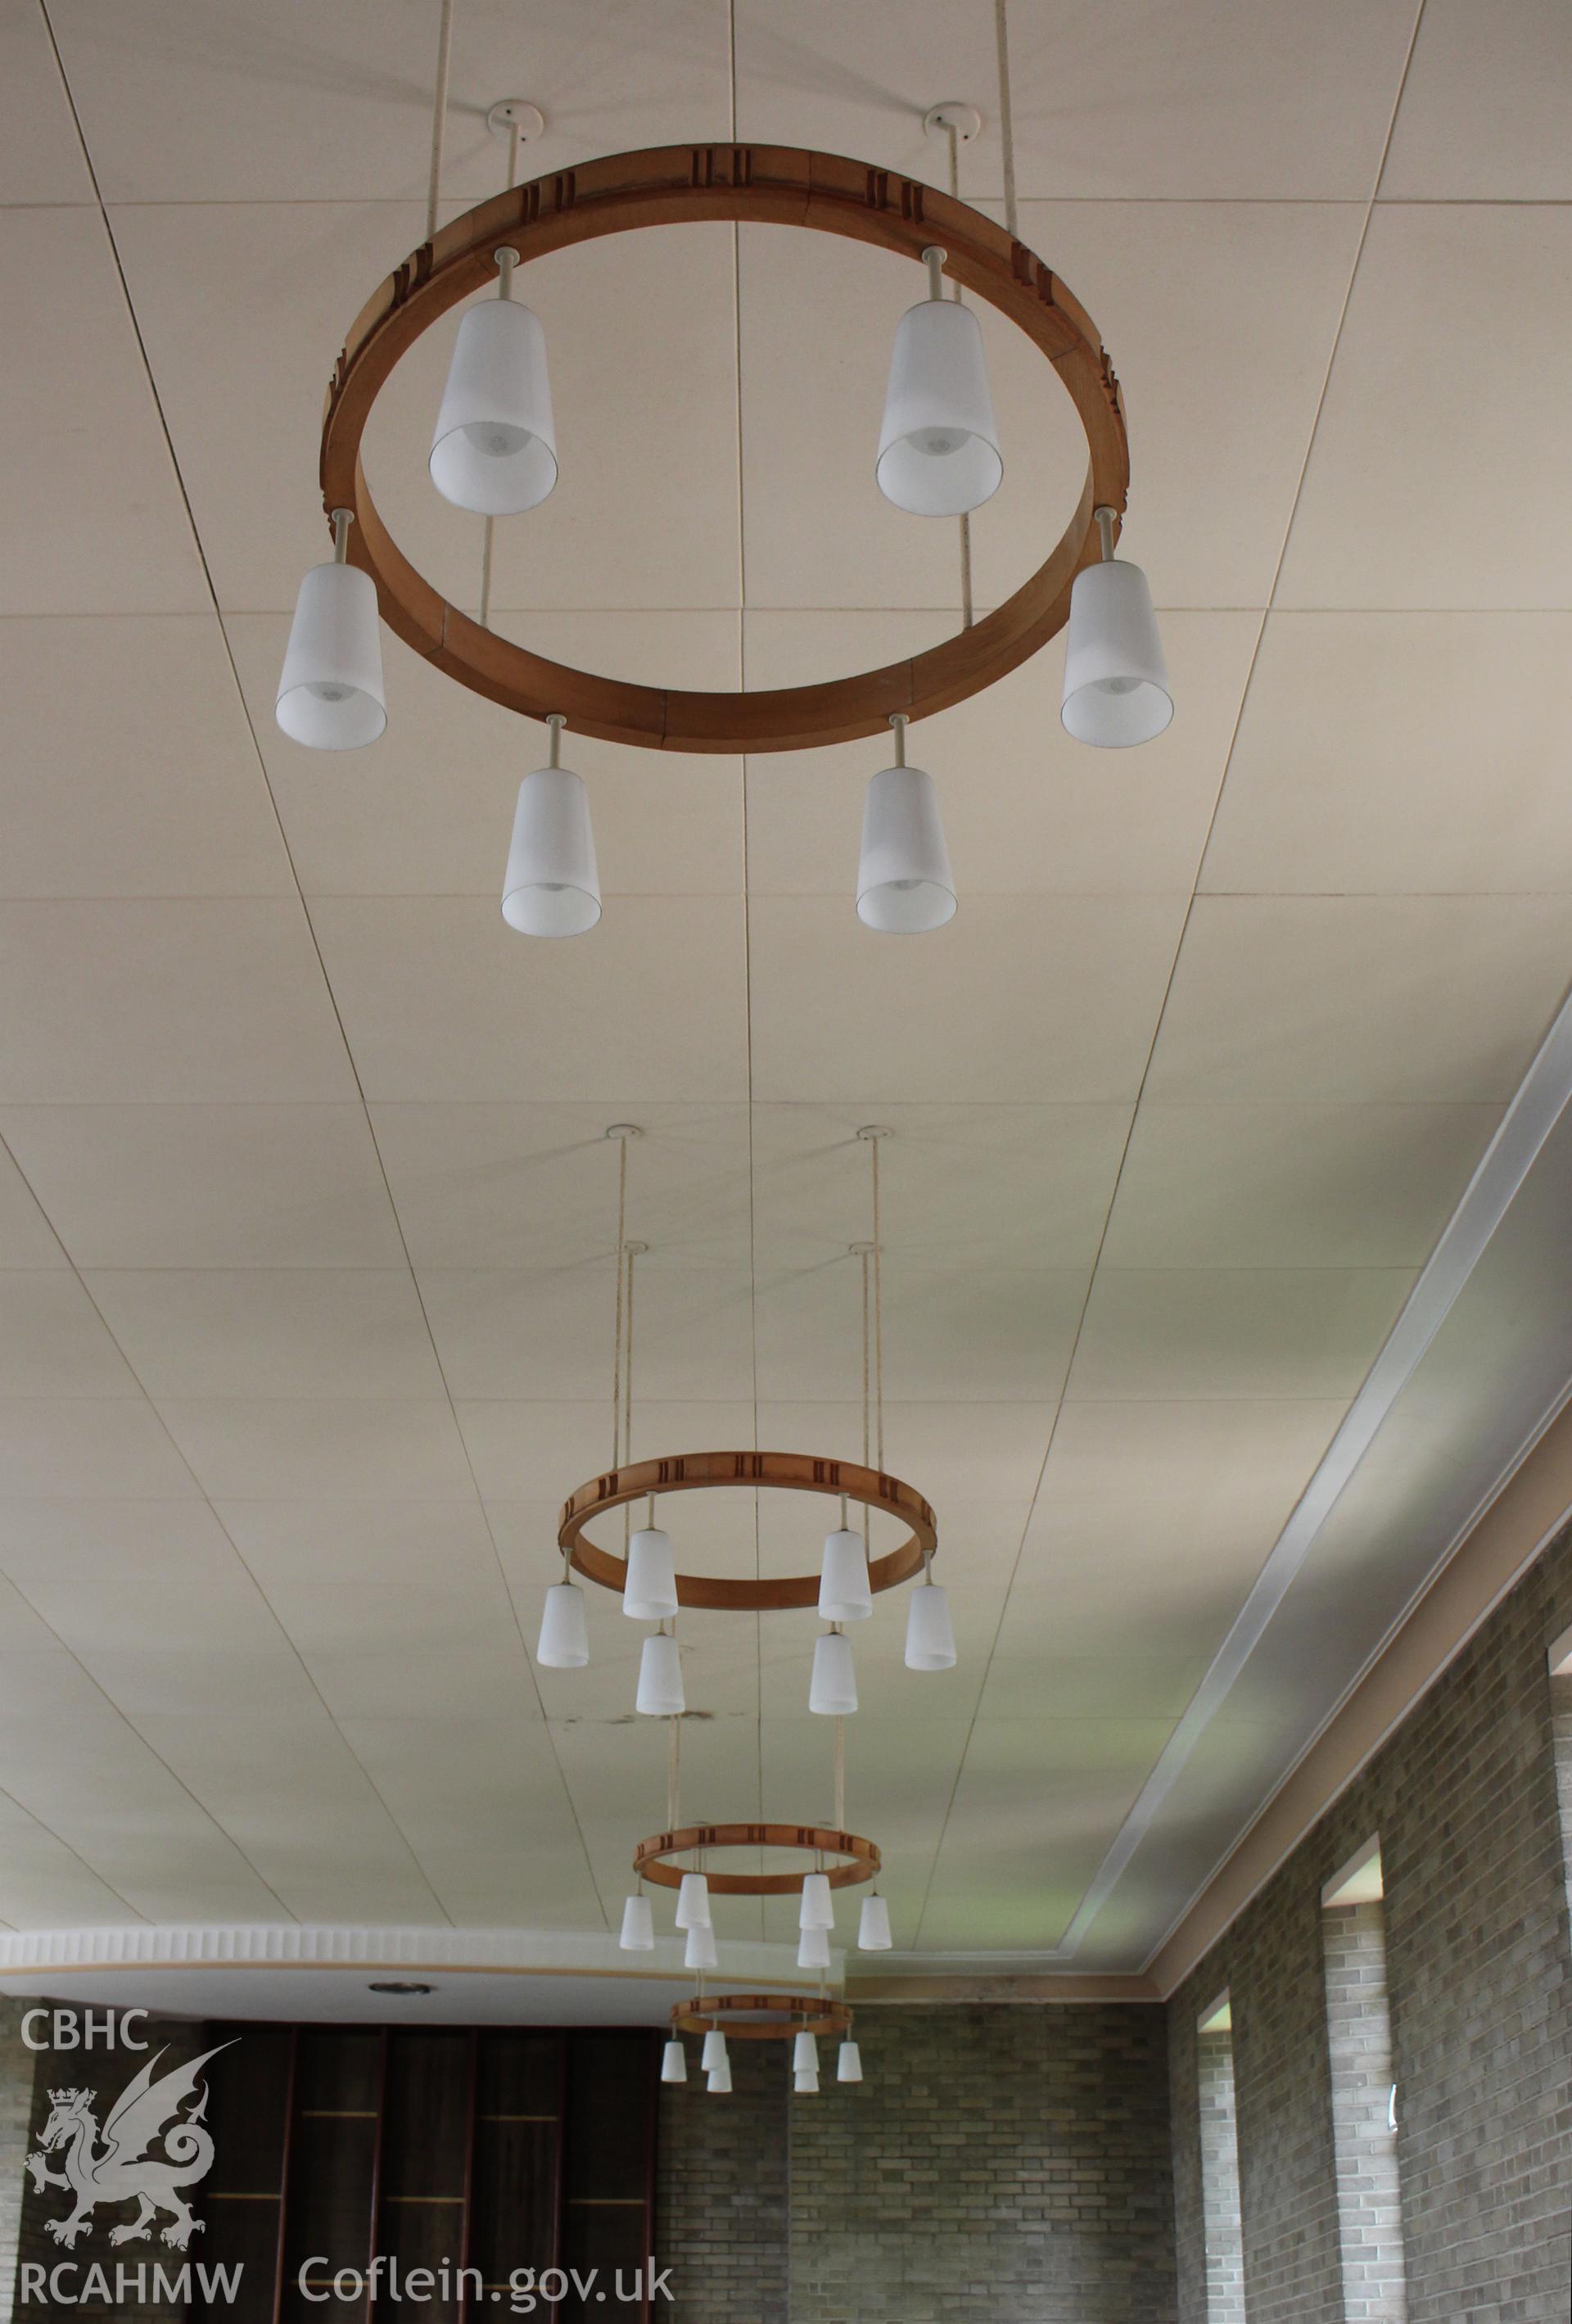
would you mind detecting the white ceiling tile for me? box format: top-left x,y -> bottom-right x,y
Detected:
756,1401 -> 1054,1509
1277,206 -> 1572,609
0,617 -> 293,901
0,1104 -> 404,1270
457,1399 -> 757,1503
1066,1265 -> 1415,1403
308,897 -> 748,1103
0,1142 -> 64,1268
1103,1101 -> 1500,1268
1146,895 -> 1572,1103
1381,0 -> 1572,200
0,1400 -> 199,1499
370,1103 -> 752,1269
734,1 -> 1415,201
50,0 -> 733,203
743,610 -> 1258,897
0,2 -> 94,203
227,613 -> 744,900
84,1269 -> 444,1400
754,1259 -> 1087,1404
0,902 -> 355,1103
217,1499 -> 502,1593
747,893 -> 1186,1102
1202,613 -> 1572,895
977,1652 -> 1208,1724
0,208 -> 206,614
0,1273 -> 139,1398
0,1783 -> 136,1929
418,1259 -> 754,1403
156,1398 -> 477,1503
979,201 -> 1366,611
257,1580 -> 531,1722
0,1499 -> 239,1587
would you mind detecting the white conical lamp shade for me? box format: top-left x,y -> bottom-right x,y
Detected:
809,1630 -> 858,1716
793,2067 -> 820,2094
797,1924 -> 831,1970
684,1920 -> 718,1970
1060,558 -> 1173,747
619,1893 -> 654,1952
798,1871 -> 834,1931
502,764 -> 600,938
707,2057 -> 732,2094
675,1871 -> 711,1931
276,561 -> 386,749
700,2029 -> 728,2073
905,1582 -> 956,1671
818,1529 -> 873,1622
430,297 -> 557,515
858,1893 -> 892,1951
535,1580 -> 588,1669
793,2029 -> 819,2074
636,1631 -> 685,1716
856,763 -> 955,933
623,1527 -> 677,1621
837,2039 -> 863,2083
661,2039 -> 687,2084
877,297 -> 1001,517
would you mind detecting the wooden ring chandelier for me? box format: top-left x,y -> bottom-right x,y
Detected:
633,1822 -> 879,1900
670,1992 -> 852,2042
319,141 -> 1131,753
558,1449 -> 936,1612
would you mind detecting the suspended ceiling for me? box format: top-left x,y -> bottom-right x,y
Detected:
0,0 -> 1570,1981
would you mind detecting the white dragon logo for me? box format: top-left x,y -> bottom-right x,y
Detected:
25,2042 -> 234,2252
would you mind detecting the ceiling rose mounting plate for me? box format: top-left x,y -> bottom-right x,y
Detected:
924,101 -> 985,143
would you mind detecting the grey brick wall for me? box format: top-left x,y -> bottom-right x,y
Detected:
1322,1905 -> 1405,2322
1170,1516 -> 1572,2324
662,2004 -> 1177,2324
1195,2028 -> 1244,2324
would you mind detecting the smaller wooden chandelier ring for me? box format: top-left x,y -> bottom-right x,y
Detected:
634,1821 -> 879,1898
559,1449 -> 936,1612
671,1992 -> 852,2041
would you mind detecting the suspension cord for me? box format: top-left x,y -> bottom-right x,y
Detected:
479,111 -> 526,629
611,1135 -> 628,1468
995,0 -> 1019,240
860,1246 -> 871,1471
945,121 -> 975,631
834,1716 -> 846,1831
667,1709 -> 680,1829
871,1135 -> 884,1476
425,0 -> 456,244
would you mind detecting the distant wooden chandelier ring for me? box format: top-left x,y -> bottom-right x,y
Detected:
319,141 -> 1131,753
633,1823 -> 879,1898
558,1449 -> 936,1612
671,1992 -> 852,2041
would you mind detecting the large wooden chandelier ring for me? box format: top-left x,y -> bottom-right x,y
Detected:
319,141 -> 1131,753
558,1449 -> 936,1612
634,1822 -> 879,1900
671,1992 -> 852,2042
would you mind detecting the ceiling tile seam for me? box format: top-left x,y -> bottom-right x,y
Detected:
914,0 -> 1434,1961
29,0 -> 577,1933
1137,1363 -> 1572,1984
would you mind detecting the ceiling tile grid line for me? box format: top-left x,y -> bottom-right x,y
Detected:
904,0 -> 1434,1956
22,0 -> 604,1934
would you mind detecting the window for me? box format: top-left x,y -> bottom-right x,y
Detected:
1321,1840 -> 1407,2323
1197,1992 -> 1246,2323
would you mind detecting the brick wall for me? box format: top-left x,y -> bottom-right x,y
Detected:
1195,2028 -> 1245,2324
662,2004 -> 1177,2324
1322,1904 -> 1405,2322
1169,1517 -> 1572,2323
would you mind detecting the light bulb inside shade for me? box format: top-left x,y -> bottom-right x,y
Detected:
635,1630 -> 684,1717
818,1530 -> 872,1622
793,2069 -> 820,2094
275,561 -> 386,749
623,1527 -> 677,1621
905,1582 -> 957,1671
809,1630 -> 858,1716
858,1893 -> 892,1951
535,1580 -> 588,1669
797,1924 -> 832,1970
798,1871 -> 834,1931
618,1893 -> 653,1952
660,2040 -> 687,2085
876,297 -> 1002,518
707,2058 -> 732,2094
684,1920 -> 718,1971
430,298 -> 558,515
1059,558 -> 1173,748
502,765 -> 600,938
675,1871 -> 711,1931
856,763 -> 955,934
700,2029 -> 728,2074
838,2040 -> 863,2083
793,2030 -> 819,2074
